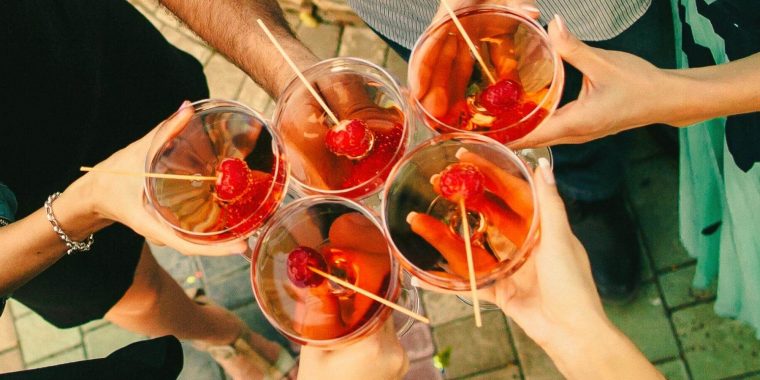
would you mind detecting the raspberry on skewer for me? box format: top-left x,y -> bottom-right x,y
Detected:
324,119 -> 375,160
436,163 -> 486,204
287,246 -> 328,288
214,157 -> 253,202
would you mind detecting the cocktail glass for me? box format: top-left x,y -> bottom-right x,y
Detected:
408,5 -> 563,167
381,133 -> 539,294
272,57 -> 411,200
251,195 -> 419,348
144,99 -> 289,245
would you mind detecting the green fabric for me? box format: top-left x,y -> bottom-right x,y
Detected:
674,0 -> 760,338
0,183 -> 17,222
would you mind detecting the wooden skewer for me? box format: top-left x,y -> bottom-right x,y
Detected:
80,166 -> 217,181
256,19 -> 341,126
459,198 -> 483,327
307,266 -> 431,325
441,0 -> 497,85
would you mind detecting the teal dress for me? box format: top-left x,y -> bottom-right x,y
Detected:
672,0 -> 760,337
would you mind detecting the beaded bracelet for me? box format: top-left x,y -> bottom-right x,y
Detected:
44,192 -> 94,255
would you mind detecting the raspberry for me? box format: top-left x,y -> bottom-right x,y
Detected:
341,123 -> 404,195
215,158 -> 251,202
479,79 -> 523,115
221,170 -> 273,229
325,119 -> 375,160
287,246 -> 327,288
438,163 -> 485,203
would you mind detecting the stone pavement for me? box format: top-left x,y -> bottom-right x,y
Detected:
2,1 -> 760,379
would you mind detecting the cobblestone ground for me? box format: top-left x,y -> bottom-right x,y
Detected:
2,2 -> 760,379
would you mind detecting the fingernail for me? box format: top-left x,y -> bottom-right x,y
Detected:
429,173 -> 440,185
410,276 -> 422,288
520,4 -> 540,14
455,147 -> 469,159
554,14 -> 568,39
177,100 -> 191,112
538,157 -> 555,185
406,211 -> 418,224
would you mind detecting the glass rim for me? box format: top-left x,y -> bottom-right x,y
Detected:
271,57 -> 411,199
380,132 -> 541,290
251,194 -> 402,348
408,4 -> 564,135
143,98 -> 290,240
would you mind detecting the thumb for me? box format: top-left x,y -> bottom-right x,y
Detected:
547,15 -> 604,79
533,158 -> 572,234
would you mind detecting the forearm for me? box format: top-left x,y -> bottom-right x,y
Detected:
0,180 -> 111,295
661,53 -> 760,127
161,0 -> 318,97
542,320 -> 663,380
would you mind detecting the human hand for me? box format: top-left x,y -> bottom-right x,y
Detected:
277,72 -> 404,189
510,16 -> 682,148
411,1 -> 540,120
297,319 -> 408,380
407,148 -> 533,279
413,158 -> 609,348
76,102 -> 249,256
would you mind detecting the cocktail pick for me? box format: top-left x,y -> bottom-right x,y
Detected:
256,19 -> 340,126
441,0 -> 496,85
459,198 -> 483,327
80,166 -> 217,181
307,266 -> 431,324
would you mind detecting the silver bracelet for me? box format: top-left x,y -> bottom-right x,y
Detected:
45,192 -> 94,255
0,218 -> 9,227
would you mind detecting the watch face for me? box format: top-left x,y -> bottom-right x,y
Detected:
207,345 -> 237,360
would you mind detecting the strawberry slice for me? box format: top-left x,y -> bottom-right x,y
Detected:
215,158 -> 253,202
438,163 -> 485,203
287,246 -> 328,288
325,119 -> 375,160
479,79 -> 523,115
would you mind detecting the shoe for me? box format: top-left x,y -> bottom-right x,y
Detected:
187,289 -> 299,380
561,192 -> 642,304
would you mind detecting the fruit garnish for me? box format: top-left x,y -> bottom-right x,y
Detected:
325,119 -> 375,160
341,123 -> 403,192
438,163 -> 485,203
479,79 -> 523,114
221,170 -> 273,228
215,157 -> 252,202
287,246 -> 328,288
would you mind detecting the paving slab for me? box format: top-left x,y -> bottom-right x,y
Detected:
655,358 -> 689,380
401,322 -> 436,362
27,347 -> 86,370
461,365 -> 521,380
659,264 -> 716,310
338,26 -> 388,66
0,311 -> 18,352
206,268 -> 255,311
204,54 -> 248,99
199,254 -> 250,283
178,342 -> 224,380
625,156 -> 693,270
154,5 -> 182,29
384,48 -> 408,86
432,311 -> 514,379
421,291 -> 476,327
83,324 -> 146,359
8,300 -> 31,319
672,302 -> 760,380
405,358 -> 444,380
507,320 -> 561,380
16,313 -> 81,364
152,244 -> 201,287
0,349 -> 23,373
603,282 -> 679,362
296,22 -> 341,60
232,303 -> 291,350
80,319 -> 109,332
